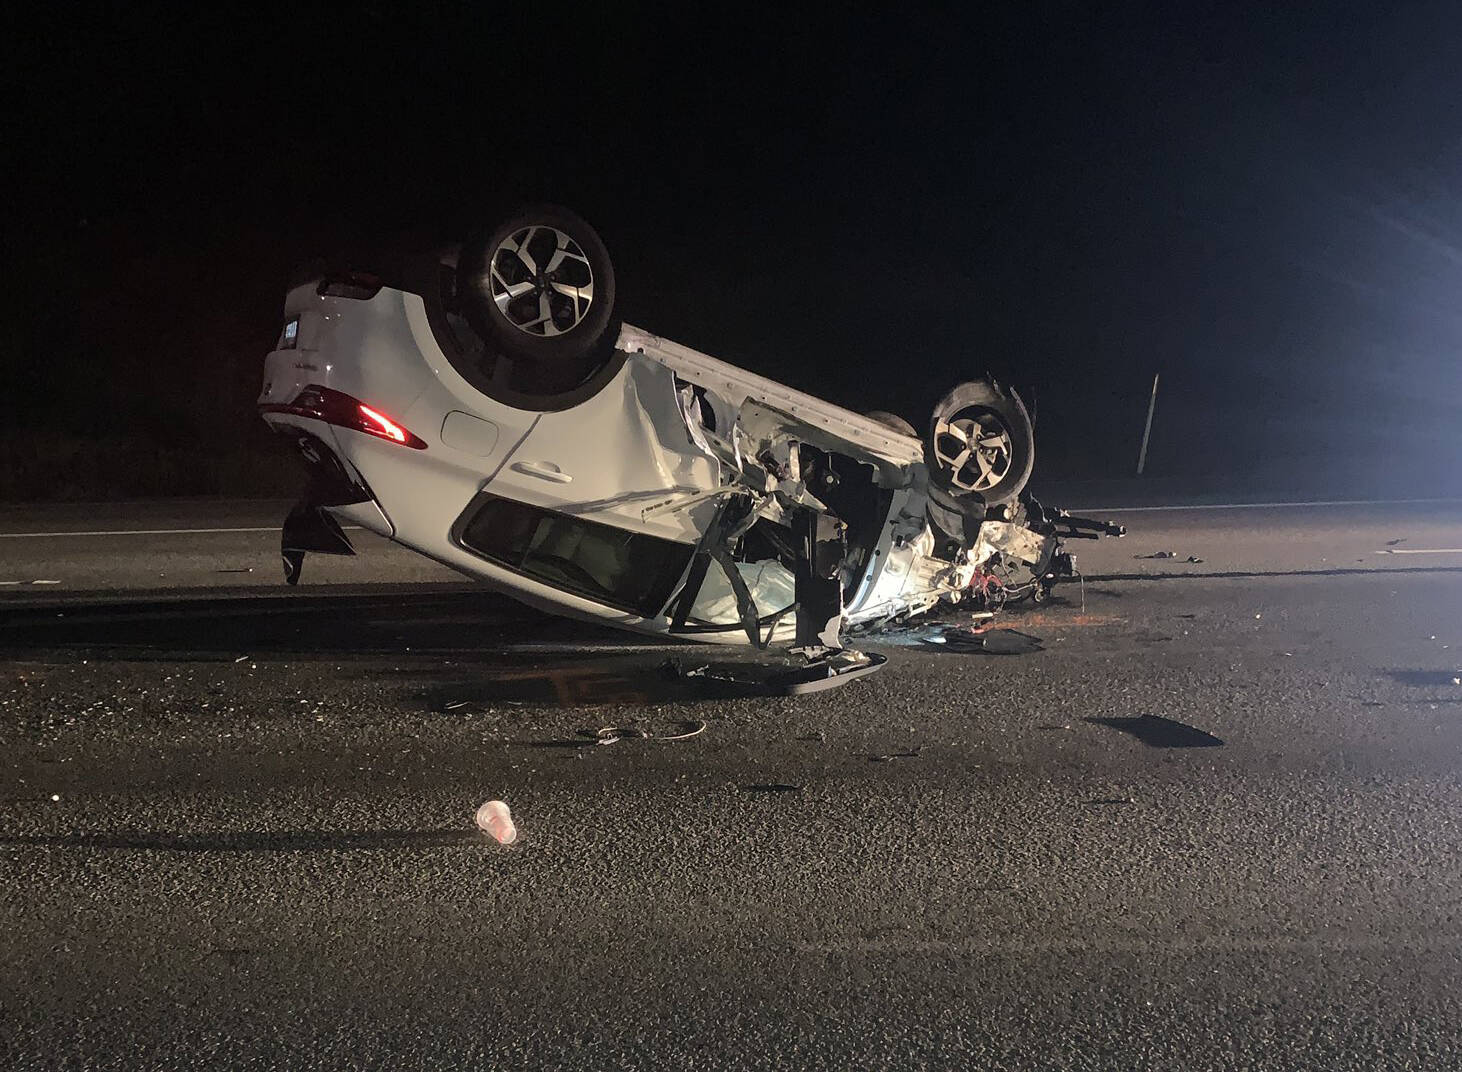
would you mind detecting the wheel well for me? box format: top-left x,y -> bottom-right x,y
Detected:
408,256 -> 626,413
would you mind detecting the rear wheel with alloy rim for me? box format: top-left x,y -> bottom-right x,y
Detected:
456,205 -> 618,397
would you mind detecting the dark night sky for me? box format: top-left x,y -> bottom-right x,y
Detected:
7,2 -> 1462,496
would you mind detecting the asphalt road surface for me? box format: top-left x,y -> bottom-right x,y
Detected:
4,498 -> 1462,1069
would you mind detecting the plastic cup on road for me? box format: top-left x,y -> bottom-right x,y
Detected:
475,800 -> 517,845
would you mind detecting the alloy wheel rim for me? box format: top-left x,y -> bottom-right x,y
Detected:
932,409 -> 1014,492
487,225 -> 595,337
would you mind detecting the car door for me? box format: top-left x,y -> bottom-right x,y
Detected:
485,355 -> 724,547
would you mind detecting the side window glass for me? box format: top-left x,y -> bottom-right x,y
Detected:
459,496 -> 694,617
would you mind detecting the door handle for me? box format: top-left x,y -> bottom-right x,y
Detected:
511,461 -> 573,484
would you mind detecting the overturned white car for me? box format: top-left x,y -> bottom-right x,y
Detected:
259,206 -> 1120,653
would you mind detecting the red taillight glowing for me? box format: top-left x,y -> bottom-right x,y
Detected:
259,386 -> 427,449
357,404 -> 408,444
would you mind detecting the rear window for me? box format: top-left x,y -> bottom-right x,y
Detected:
458,495 -> 695,618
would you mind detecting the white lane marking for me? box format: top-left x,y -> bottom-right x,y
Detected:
0,526 -> 277,538
0,525 -> 361,539
1376,548 -> 1462,555
1086,497 -> 1462,513
31,580 -> 61,585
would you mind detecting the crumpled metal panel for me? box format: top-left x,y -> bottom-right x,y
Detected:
617,324 -> 924,467
505,355 -> 724,544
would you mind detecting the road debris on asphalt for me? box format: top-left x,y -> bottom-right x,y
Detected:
474,800 -> 518,845
654,720 -> 709,741
662,658 -> 749,689
593,725 -> 649,745
1134,551 -> 1203,562
660,650 -> 888,695
584,718 -> 709,745
920,626 -> 1044,654
867,749 -> 921,763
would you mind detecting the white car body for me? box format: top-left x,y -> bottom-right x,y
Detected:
258,260 -> 1089,647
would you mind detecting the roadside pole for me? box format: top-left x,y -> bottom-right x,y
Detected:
1136,372 -> 1160,476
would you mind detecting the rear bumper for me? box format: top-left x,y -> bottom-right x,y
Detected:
262,420 -> 394,538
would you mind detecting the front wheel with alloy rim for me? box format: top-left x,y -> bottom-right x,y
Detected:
927,379 -> 1034,504
456,205 -> 618,396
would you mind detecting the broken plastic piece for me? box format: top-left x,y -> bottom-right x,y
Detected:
474,800 -> 518,844
585,719 -> 707,744
922,626 -> 1043,654
657,720 -> 708,741
868,749 -> 920,763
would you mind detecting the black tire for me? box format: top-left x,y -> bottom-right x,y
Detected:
863,410 -> 919,437
925,482 -> 982,544
457,205 -> 617,396
927,379 -> 1034,503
